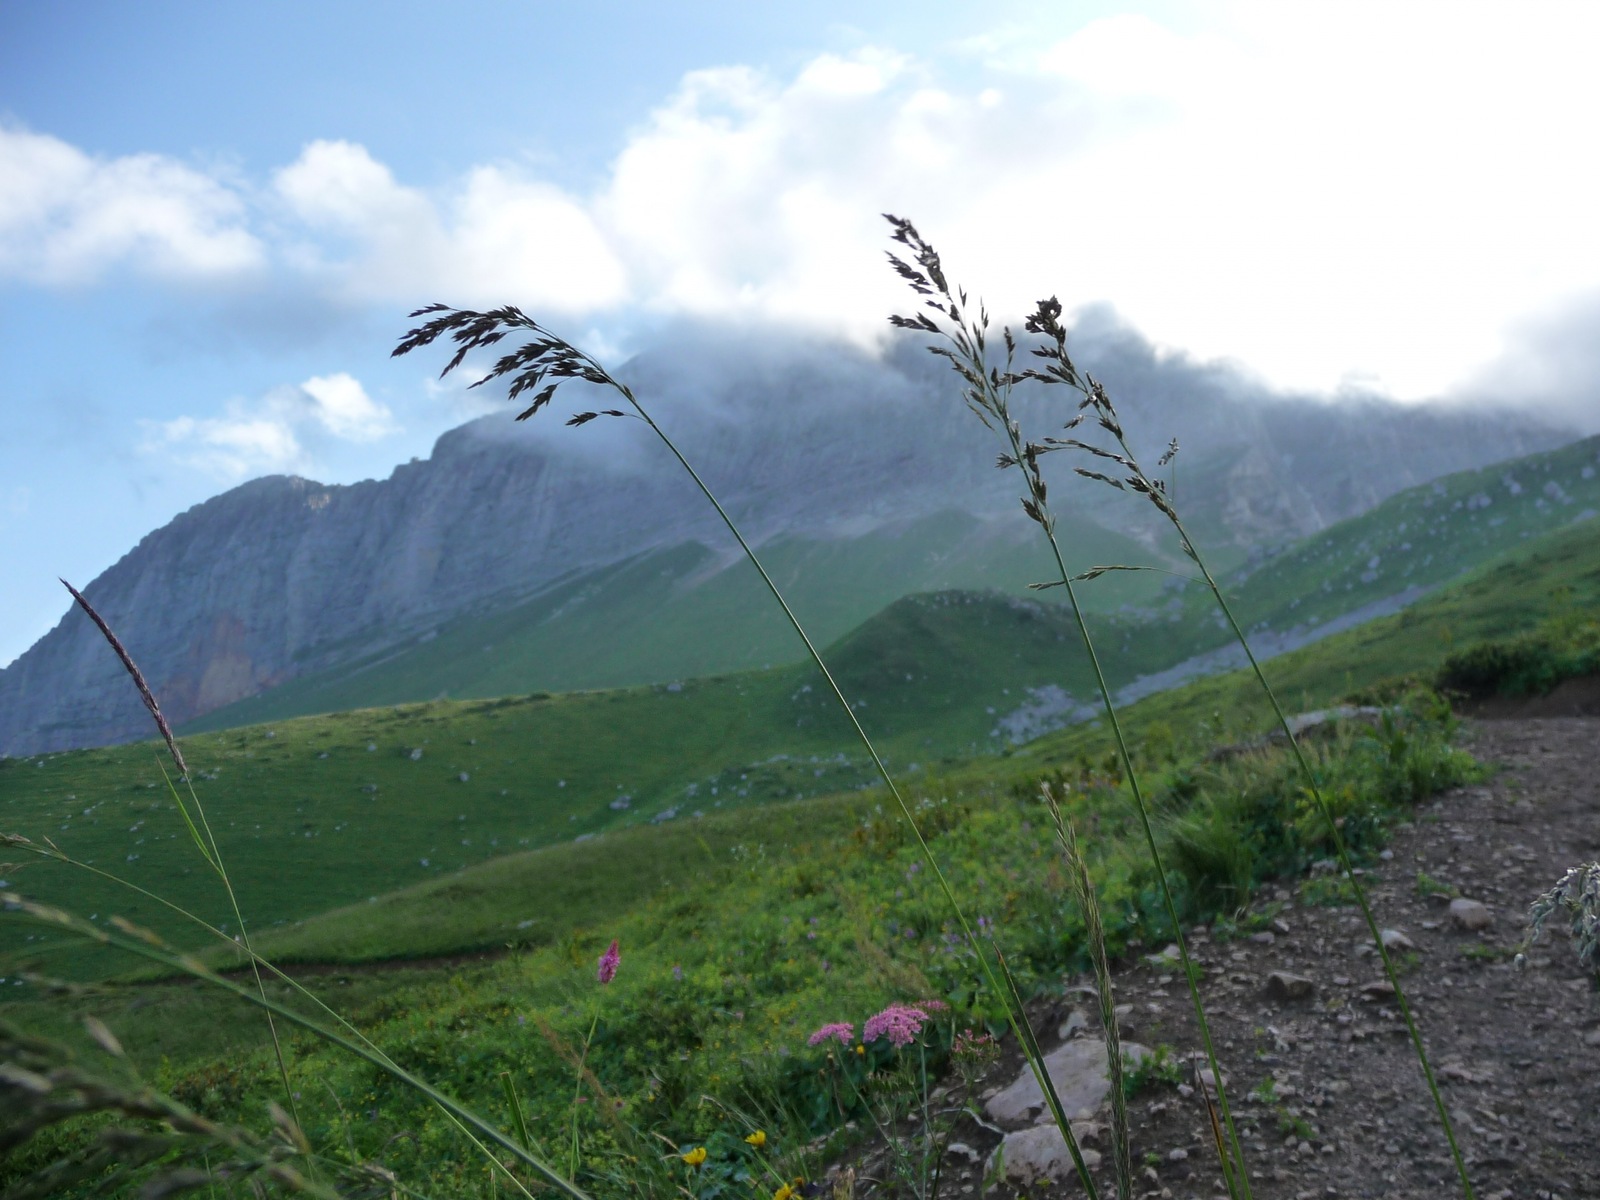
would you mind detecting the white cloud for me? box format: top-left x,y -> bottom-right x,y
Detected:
13,4 -> 1600,403
577,6 -> 1600,400
0,124 -> 263,284
144,373 -> 395,479
147,409 -> 305,479
300,372 -> 394,441
271,139 -> 628,310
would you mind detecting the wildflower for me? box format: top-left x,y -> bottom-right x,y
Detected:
596,938 -> 620,985
807,1021 -> 854,1047
773,1180 -> 804,1200
681,1146 -> 707,1166
953,1029 -> 997,1060
671,964 -> 683,981
863,1003 -> 930,1047
744,1129 -> 767,1148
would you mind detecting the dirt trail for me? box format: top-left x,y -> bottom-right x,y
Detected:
855,717 -> 1600,1200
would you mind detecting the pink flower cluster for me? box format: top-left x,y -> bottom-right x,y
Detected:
807,1022 -> 855,1047
952,1029 -> 995,1058
862,1003 -> 931,1048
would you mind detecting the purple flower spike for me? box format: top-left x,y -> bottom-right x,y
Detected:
597,938 -> 620,985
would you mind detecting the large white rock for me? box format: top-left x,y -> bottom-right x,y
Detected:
984,1039 -> 1150,1127
990,1126 -> 1101,1189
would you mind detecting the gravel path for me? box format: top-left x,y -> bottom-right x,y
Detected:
840,717 -> 1600,1200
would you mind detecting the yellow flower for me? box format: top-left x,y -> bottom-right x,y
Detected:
744,1130 -> 767,1148
681,1146 -> 707,1167
855,1043 -> 866,1056
773,1179 -> 804,1200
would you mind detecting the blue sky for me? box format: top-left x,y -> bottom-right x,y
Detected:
3,1 -> 1600,667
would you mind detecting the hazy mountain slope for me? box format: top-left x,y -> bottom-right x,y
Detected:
0,322 -> 1574,756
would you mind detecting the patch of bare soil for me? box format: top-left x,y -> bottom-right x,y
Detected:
1463,677 -> 1600,720
835,717 -> 1600,1200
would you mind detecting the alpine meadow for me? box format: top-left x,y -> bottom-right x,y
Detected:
3,210 -> 1599,1200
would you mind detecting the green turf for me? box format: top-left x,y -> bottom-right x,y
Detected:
4,507 -> 1592,987
185,509 -> 1160,731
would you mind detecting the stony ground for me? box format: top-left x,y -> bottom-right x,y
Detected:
833,716 -> 1600,1200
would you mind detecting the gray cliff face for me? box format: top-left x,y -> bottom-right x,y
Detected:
0,330 -> 1574,756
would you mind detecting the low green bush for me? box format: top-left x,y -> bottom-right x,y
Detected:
1436,612 -> 1600,699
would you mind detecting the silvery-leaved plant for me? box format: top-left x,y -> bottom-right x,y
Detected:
1527,861 -> 1600,979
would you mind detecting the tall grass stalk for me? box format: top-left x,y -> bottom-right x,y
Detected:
393,305 -> 1107,1197
885,218 -> 1251,1199
1013,297 -> 1477,1199
59,581 -> 304,1136
1039,782 -> 1130,1200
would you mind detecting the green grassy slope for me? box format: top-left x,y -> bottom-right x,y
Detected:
240,510 -> 1600,968
5,508 -> 1594,983
1179,432 -> 1600,634
1017,510 -> 1600,770
186,509 -> 1159,731
0,589 -> 1157,977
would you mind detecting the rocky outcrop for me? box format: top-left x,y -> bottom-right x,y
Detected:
0,328 -> 1574,756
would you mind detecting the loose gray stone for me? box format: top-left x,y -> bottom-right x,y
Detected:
1058,1008 -> 1089,1040
1380,929 -> 1416,952
985,1039 -> 1151,1127
1266,970 -> 1317,1001
1449,898 -> 1493,930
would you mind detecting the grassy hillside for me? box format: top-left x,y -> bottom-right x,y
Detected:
0,676 -> 1485,1198
5,508 -> 1594,986
226,508 -> 1600,968
0,588 -> 1162,978
1174,431 -> 1600,634
186,509 -> 1159,731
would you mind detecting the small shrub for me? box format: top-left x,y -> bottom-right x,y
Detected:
1121,1043 -> 1184,1098
1164,800 -> 1255,919
1437,614 -> 1600,699
1414,870 -> 1459,900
